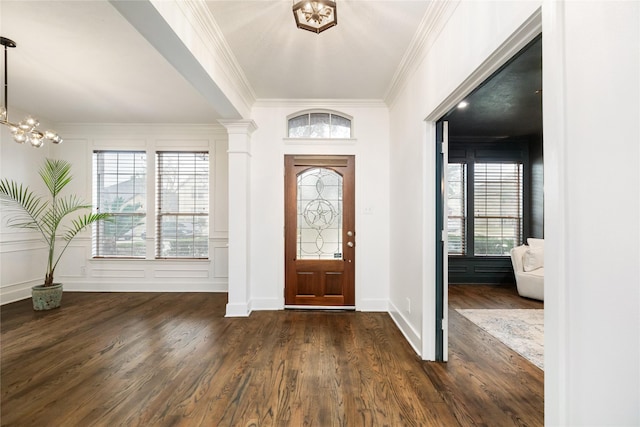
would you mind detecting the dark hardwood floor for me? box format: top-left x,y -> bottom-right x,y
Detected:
1,285 -> 543,426
426,284 -> 544,427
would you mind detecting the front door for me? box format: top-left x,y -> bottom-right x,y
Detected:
284,155 -> 355,307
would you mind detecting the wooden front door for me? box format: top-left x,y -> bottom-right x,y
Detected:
285,155 -> 355,307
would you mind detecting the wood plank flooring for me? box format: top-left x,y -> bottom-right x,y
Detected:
1,285 -> 543,426
425,285 -> 544,427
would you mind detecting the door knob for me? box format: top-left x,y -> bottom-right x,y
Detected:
347,241 -> 354,248
347,230 -> 354,237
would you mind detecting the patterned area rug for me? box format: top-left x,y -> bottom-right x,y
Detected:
455,309 -> 544,370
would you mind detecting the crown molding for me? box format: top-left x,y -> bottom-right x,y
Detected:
218,119 -> 258,135
177,1 -> 257,115
253,99 -> 388,110
55,123 -> 227,136
384,0 -> 460,107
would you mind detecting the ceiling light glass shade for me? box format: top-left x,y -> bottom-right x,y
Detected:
1,36 -> 62,147
28,133 -> 44,148
12,129 -> 26,144
19,116 -> 39,131
293,1 -> 337,34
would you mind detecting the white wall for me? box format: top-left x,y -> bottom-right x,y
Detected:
543,1 -> 640,425
0,123 -> 229,303
0,108 -> 55,302
248,101 -> 391,311
0,115 -> 50,304
388,0 -> 541,357
390,0 -> 640,424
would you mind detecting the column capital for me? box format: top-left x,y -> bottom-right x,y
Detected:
218,119 -> 258,135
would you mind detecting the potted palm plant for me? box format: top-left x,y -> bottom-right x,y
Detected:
0,158 -> 111,310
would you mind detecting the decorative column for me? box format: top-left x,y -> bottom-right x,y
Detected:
219,120 -> 257,317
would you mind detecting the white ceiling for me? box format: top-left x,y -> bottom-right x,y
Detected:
205,1 -> 430,100
0,0 -> 431,125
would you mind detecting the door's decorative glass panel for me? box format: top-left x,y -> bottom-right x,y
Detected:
297,168 -> 343,260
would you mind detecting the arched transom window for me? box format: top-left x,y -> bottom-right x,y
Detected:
287,111 -> 352,138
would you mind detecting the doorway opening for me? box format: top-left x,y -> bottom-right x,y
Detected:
434,34 -> 543,360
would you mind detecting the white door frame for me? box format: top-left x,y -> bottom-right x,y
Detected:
421,9 -> 542,360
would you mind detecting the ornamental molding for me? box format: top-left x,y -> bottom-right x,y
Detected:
176,1 -> 257,116
384,1 -> 460,107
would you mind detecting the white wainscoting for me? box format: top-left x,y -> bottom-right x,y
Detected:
0,232 -> 49,304
0,124 -> 229,304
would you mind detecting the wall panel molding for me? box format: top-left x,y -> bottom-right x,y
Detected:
1,123 -> 229,304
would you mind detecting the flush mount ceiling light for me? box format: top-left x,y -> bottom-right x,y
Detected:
0,36 -> 62,148
293,1 -> 337,34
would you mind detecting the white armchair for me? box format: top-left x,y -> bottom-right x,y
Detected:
510,239 -> 544,301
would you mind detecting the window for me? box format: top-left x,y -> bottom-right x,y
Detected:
473,163 -> 523,256
297,168 -> 343,260
447,163 -> 466,255
156,152 -> 209,258
93,151 -> 147,257
447,144 -> 526,258
288,112 -> 351,138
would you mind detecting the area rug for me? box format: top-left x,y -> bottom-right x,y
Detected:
455,309 -> 544,370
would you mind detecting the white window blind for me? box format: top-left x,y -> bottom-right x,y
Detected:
473,162 -> 523,256
93,151 -> 147,257
447,163 -> 466,255
156,152 -> 209,258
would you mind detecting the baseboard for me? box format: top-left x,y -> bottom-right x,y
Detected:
225,302 -> 252,317
388,300 -> 422,357
0,281 -> 37,305
62,281 -> 228,293
357,298 -> 389,312
250,297 -> 283,311
1,281 -> 228,305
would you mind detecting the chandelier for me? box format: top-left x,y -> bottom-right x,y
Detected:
292,1 -> 337,34
1,37 -> 62,148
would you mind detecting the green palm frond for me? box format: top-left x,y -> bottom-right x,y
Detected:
51,195 -> 93,224
38,196 -> 92,245
39,158 -> 72,198
0,158 -> 112,286
0,179 -> 49,235
64,213 -> 112,242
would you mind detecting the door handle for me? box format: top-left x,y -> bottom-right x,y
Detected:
347,241 -> 354,248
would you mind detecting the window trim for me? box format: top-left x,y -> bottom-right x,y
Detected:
472,161 -> 523,256
447,140 -> 530,258
92,150 -> 147,259
155,151 -> 210,259
447,162 -> 467,256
